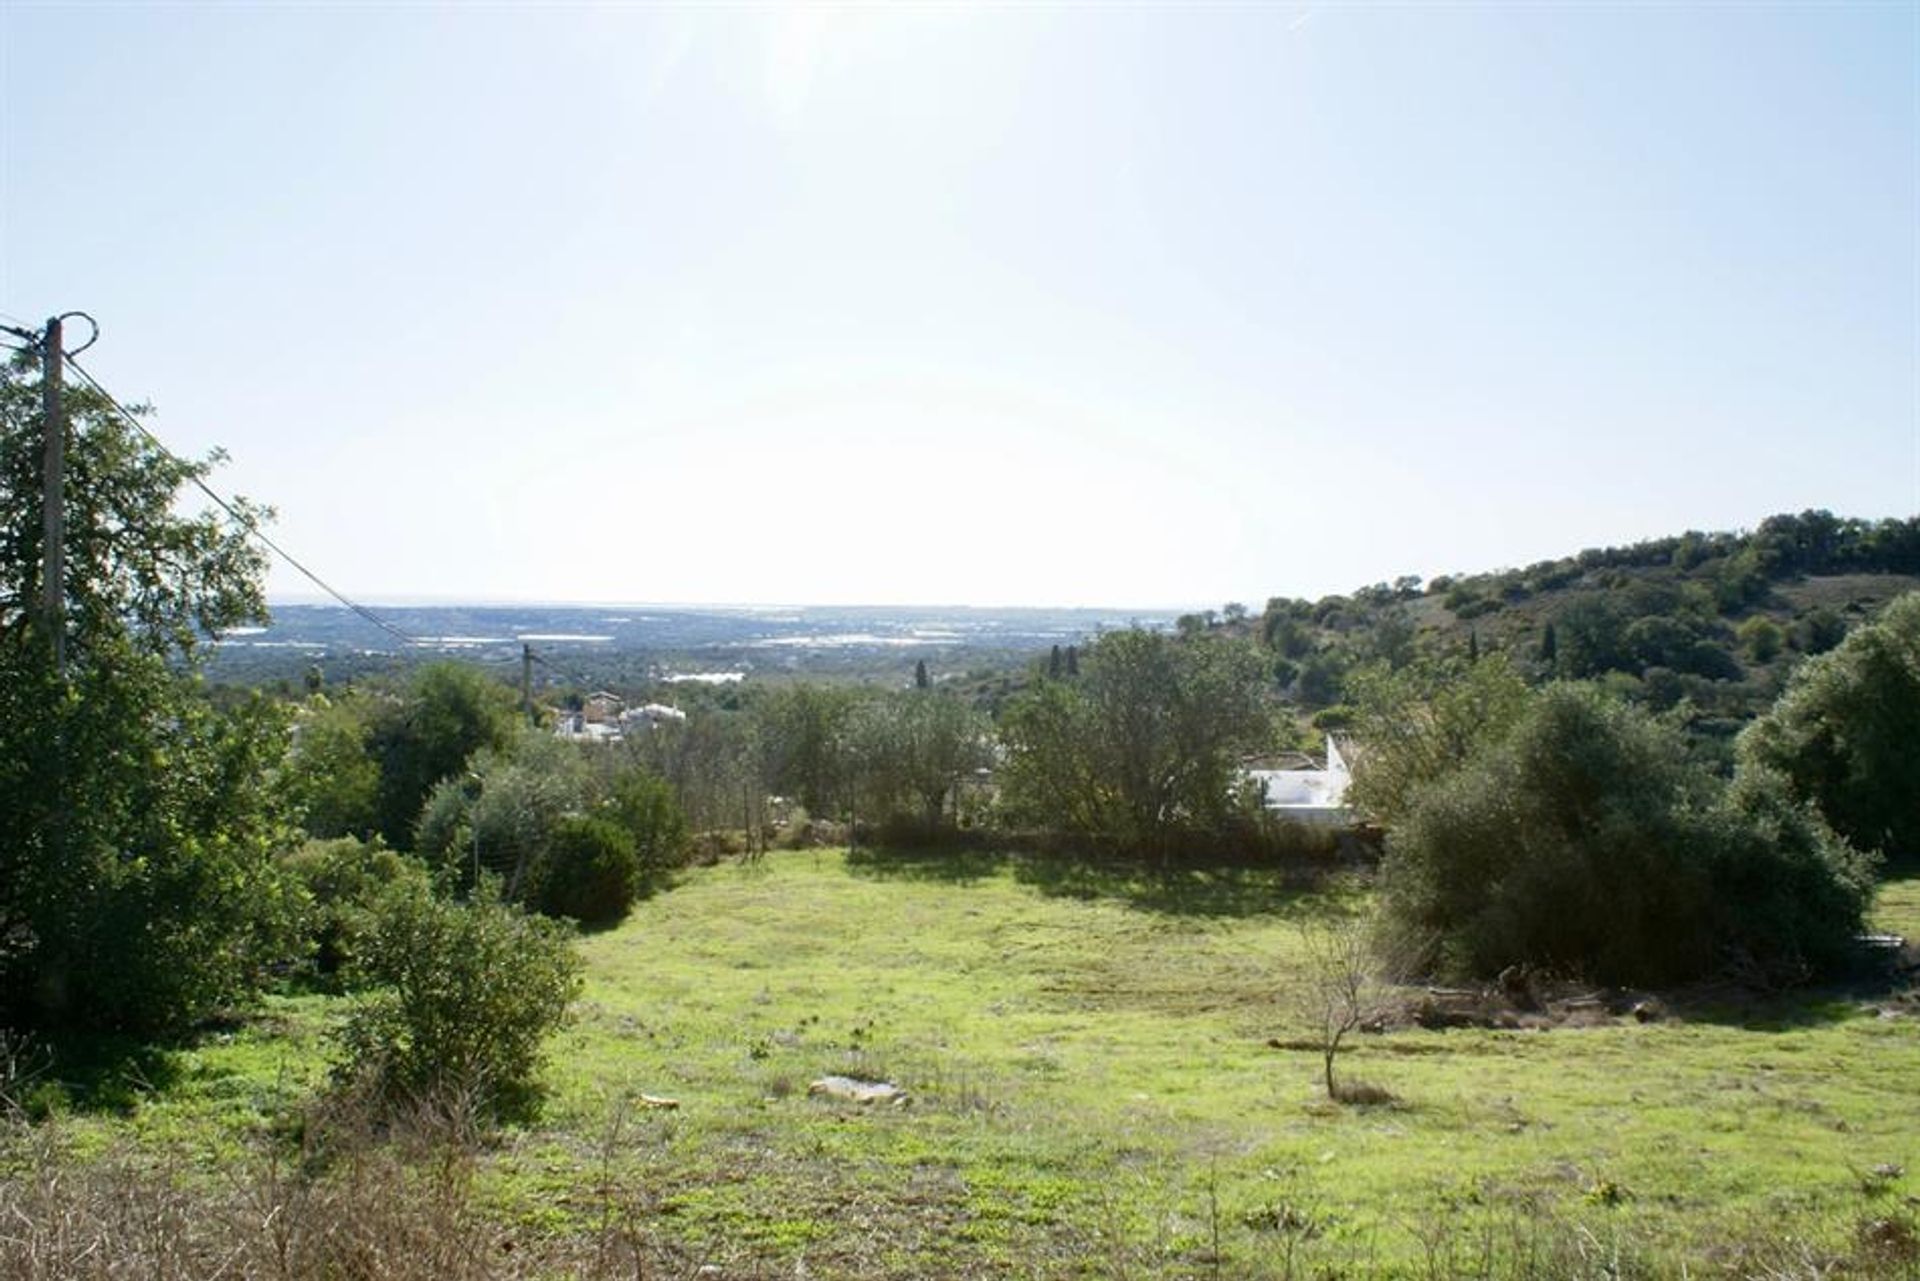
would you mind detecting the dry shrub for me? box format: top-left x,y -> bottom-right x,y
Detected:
0,1096 -> 709,1281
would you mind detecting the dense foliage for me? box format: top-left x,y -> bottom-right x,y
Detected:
998,629 -> 1273,848
1381,685 -> 1873,985
367,663 -> 518,850
280,835 -> 431,986
335,881 -> 580,1120
846,690 -> 993,830
531,815 -> 641,928
1344,655 -> 1531,827
0,362 -> 298,1034
1738,592 -> 1920,865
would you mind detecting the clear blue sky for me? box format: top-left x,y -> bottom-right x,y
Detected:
3,3 -> 1914,608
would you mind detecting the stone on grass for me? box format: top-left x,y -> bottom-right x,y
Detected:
808,1075 -> 908,1106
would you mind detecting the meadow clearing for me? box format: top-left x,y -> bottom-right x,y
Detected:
12,851 -> 1920,1279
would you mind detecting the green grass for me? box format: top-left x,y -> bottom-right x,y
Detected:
24,852 -> 1920,1277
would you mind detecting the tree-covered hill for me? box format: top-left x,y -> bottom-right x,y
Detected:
1219,510 -> 1920,746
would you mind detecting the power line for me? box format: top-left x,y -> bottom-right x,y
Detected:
59,352 -> 423,651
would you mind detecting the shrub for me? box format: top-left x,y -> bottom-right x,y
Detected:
280,836 -> 431,985
415,734 -> 589,896
335,884 -> 580,1121
1739,593 -> 1920,864
1738,616 -> 1786,663
530,815 -> 640,928
1699,768 -> 1878,982
1382,685 -> 1870,986
605,767 -> 690,879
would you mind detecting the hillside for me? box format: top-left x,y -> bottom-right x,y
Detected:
1225,511 -> 1920,746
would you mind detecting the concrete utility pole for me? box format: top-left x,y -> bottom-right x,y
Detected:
40,316 -> 64,673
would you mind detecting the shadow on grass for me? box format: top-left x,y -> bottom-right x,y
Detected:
1665,962 -> 1914,1031
844,843 -> 1011,886
1011,854 -> 1342,918
20,1030 -> 184,1115
846,839 -> 1346,918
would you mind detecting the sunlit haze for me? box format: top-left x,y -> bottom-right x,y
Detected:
3,4 -> 1913,608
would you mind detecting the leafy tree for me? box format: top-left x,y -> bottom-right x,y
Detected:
1553,597 -> 1630,677
755,683 -> 858,815
286,691 -> 381,838
998,629 -> 1272,847
1739,592 -> 1920,863
1362,610 -> 1417,669
280,835 -> 430,985
415,731 -> 588,896
848,690 -> 991,829
1793,606 -> 1848,655
603,766 -> 689,882
1736,616 -> 1785,663
914,658 -> 930,690
1343,655 -> 1532,827
0,360 -> 299,1034
1292,648 -> 1349,707
367,662 -> 518,850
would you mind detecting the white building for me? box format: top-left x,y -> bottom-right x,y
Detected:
1245,736 -> 1352,827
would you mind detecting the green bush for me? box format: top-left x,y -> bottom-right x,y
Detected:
335,884 -> 580,1121
1739,592 -> 1920,864
280,836 -> 430,985
605,768 -> 689,880
415,733 -> 589,896
531,815 -> 640,929
1382,685 -> 1870,986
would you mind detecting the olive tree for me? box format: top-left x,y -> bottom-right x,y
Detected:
847,690 -> 992,829
1739,592 -> 1920,864
998,628 -> 1272,848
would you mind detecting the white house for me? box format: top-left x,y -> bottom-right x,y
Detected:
1245,736 -> 1352,827
619,703 -> 688,731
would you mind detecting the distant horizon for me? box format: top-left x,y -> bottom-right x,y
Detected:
262,594 -> 1191,615
258,501 -> 1919,619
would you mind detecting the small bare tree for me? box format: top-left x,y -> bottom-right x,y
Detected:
1292,915 -> 1404,1103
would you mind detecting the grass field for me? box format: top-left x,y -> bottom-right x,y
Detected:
17,850 -> 1920,1278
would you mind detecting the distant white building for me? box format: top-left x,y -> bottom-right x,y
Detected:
619,703 -> 688,731
553,700 -> 687,744
1246,736 -> 1352,827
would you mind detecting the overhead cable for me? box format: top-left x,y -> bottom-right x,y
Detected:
61,352 -> 422,650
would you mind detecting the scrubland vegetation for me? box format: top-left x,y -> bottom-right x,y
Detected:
5,363 -> 1919,1276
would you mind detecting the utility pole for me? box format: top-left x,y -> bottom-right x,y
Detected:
40,316 -> 64,673
521,642 -> 534,726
